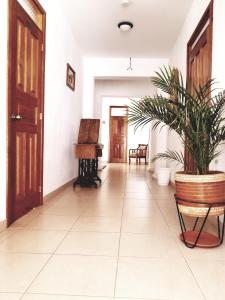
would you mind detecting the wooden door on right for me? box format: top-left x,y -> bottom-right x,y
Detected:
185,0 -> 213,172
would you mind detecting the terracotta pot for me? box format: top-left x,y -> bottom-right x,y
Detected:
175,171 -> 225,217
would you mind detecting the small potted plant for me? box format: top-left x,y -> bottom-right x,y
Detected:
128,66 -> 225,248
157,165 -> 171,186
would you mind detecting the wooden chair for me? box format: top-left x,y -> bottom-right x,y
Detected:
129,144 -> 148,164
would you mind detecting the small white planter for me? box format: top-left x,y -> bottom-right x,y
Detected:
157,167 -> 171,186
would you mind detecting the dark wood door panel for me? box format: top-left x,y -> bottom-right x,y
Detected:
17,103 -> 38,126
109,110 -> 127,163
185,1 -> 213,172
15,132 -> 27,200
8,0 -> 45,225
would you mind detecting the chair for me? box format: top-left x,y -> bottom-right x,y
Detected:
129,144 -> 148,164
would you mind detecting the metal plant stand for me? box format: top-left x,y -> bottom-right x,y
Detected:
175,195 -> 225,248
73,158 -> 101,188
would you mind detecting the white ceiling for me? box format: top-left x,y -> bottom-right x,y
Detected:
59,0 -> 194,58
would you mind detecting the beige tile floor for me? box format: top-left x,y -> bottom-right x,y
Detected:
0,164 -> 224,299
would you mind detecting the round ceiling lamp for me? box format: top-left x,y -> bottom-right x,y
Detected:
121,0 -> 131,6
118,21 -> 133,32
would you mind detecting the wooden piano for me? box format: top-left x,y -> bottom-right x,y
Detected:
73,119 -> 103,187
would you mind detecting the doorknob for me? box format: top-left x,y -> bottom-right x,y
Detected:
11,114 -> 23,120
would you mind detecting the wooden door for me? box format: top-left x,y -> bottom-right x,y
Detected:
8,0 -> 46,225
109,106 -> 128,163
185,1 -> 213,172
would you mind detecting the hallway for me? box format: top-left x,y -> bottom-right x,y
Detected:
0,164 -> 224,300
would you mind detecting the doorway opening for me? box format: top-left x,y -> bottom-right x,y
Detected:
109,106 -> 128,163
100,97 -> 150,164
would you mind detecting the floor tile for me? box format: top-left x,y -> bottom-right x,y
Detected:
123,207 -> 161,218
0,253 -> 50,293
9,209 -> 41,229
1,164 -> 221,300
125,192 -> 151,199
86,197 -> 123,205
71,216 -> 121,233
22,295 -> 112,300
27,215 -> 78,231
56,232 -> 119,256
28,255 -> 117,296
119,233 -> 182,258
42,202 -> 85,216
0,230 -> 67,254
116,298 -> 167,300
188,259 -> 225,300
82,206 -> 122,217
86,202 -> 123,210
0,294 -> 22,300
122,217 -> 171,235
116,257 -> 204,299
124,199 -> 157,208
0,230 -> 14,242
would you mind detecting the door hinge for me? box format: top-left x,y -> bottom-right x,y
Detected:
39,186 -> 42,193
39,112 -> 42,120
41,43 -> 44,52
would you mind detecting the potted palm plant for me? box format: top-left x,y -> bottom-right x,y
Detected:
128,66 -> 225,248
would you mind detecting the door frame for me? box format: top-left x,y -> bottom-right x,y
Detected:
109,105 -> 128,163
185,0 -> 213,172
186,0 -> 213,89
7,0 -> 46,226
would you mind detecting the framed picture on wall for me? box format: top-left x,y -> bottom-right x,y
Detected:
66,63 -> 76,91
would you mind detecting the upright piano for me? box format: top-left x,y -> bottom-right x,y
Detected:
73,119 -> 103,187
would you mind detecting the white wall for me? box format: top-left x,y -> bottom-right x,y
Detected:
94,78 -> 155,119
83,57 -> 168,118
211,0 -> 225,171
168,0 -> 225,181
39,0 -> 83,195
0,0 -> 8,222
0,0 -> 83,223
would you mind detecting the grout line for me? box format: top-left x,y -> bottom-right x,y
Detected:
19,166 -> 111,300
18,291 -> 168,299
145,172 -> 207,300
10,165 -> 206,300
19,212 -> 83,300
181,255 -> 207,300
113,171 -> 127,300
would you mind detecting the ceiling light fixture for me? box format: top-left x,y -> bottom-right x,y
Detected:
121,0 -> 131,7
118,21 -> 133,32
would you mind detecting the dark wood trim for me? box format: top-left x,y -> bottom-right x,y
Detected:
7,0 -> 46,226
31,0 -> 46,15
189,31 -> 207,61
185,0 -> 213,173
39,0 -> 46,207
187,0 -> 213,48
109,105 -> 128,163
186,0 -> 213,88
7,0 -> 16,227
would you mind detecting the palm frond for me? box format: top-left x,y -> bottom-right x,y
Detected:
128,66 -> 225,174
152,150 -> 185,167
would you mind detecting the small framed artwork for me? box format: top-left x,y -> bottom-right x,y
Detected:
66,63 -> 76,91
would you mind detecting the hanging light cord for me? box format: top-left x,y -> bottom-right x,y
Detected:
127,57 -> 133,71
